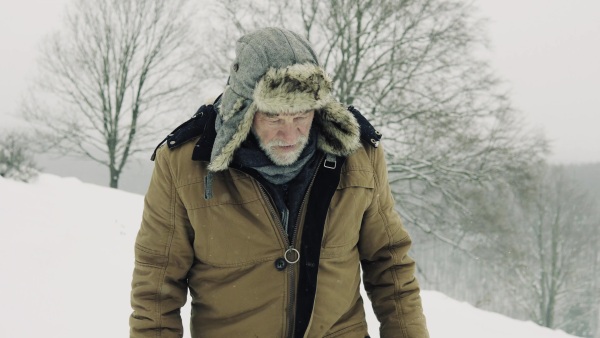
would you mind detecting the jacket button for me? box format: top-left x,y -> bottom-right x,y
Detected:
274,258 -> 287,271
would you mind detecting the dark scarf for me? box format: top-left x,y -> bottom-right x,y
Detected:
233,127 -> 317,185
234,128 -> 319,239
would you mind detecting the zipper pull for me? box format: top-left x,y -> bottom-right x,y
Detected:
284,247 -> 300,264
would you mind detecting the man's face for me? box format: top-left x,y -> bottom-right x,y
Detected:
251,110 -> 315,166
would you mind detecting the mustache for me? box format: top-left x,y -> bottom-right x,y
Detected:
265,135 -> 309,147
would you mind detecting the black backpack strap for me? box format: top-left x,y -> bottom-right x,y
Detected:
294,154 -> 346,338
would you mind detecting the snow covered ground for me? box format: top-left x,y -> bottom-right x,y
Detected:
0,174 -> 580,338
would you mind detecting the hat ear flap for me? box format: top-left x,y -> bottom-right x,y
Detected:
208,102 -> 258,172
315,100 -> 361,156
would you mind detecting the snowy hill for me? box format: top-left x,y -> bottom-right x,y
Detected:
0,174 -> 579,338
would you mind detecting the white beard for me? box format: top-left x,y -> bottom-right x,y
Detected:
256,134 -> 309,166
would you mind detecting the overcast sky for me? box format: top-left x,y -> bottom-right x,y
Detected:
1,0 -> 599,164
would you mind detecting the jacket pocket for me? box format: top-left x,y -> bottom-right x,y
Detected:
322,169 -> 374,249
187,198 -> 282,267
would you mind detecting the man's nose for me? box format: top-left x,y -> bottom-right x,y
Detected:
277,121 -> 299,144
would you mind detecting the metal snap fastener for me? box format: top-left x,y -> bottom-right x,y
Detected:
274,258 -> 287,271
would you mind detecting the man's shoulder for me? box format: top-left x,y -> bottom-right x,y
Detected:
347,106 -> 382,150
342,105 -> 383,165
344,144 -> 373,171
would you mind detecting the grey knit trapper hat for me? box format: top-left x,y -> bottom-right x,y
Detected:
208,27 -> 361,172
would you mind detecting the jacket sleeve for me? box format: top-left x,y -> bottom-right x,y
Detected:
130,146 -> 195,338
358,143 -> 429,338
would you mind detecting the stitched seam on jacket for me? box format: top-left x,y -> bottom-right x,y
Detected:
135,261 -> 165,269
182,196 -> 261,210
198,254 -> 282,268
174,177 -> 205,188
370,144 -> 409,337
322,321 -> 367,337
320,243 -> 355,258
342,166 -> 373,173
135,244 -> 167,268
156,151 -> 178,337
175,172 -> 249,189
390,260 -> 408,337
136,243 -> 163,255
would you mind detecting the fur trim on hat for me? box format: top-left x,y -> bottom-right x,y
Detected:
209,64 -> 361,172
315,99 -> 361,156
254,63 -> 332,114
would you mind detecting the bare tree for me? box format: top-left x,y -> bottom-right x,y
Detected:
0,130 -> 38,182
460,165 -> 599,333
413,163 -> 600,336
522,168 -> 596,329
201,0 -> 548,246
23,0 -> 200,188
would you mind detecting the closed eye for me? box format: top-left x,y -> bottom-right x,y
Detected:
294,116 -> 308,122
267,118 -> 283,124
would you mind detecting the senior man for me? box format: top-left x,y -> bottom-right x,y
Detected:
130,27 -> 429,338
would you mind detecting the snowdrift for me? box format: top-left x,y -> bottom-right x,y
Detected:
0,174 -> 579,338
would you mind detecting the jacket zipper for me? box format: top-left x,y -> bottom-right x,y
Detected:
286,155 -> 322,338
255,185 -> 295,337
253,154 -> 323,338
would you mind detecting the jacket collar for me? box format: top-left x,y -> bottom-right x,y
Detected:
191,109 -> 216,162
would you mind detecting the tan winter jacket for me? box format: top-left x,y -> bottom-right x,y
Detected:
130,108 -> 428,338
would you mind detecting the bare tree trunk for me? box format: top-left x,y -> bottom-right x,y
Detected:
23,0 -> 200,189
596,306 -> 600,338
595,215 -> 600,338
109,165 -> 119,189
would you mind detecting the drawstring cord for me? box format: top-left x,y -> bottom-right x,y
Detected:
204,171 -> 215,200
